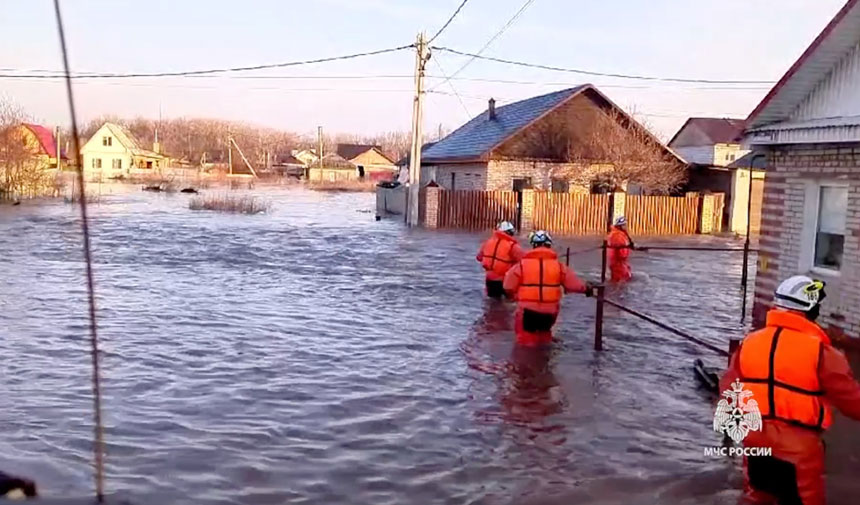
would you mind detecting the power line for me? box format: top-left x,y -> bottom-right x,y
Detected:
431,57 -> 471,118
428,0 -> 471,44
0,45 -> 413,79
431,0 -> 537,91
432,46 -> 776,85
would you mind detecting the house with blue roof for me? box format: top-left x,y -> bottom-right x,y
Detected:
419,84 -> 680,193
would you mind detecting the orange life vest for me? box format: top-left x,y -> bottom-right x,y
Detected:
738,310 -> 833,432
516,248 -> 563,303
481,231 -> 518,277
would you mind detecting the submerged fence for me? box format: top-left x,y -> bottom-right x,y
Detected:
423,188 -> 725,236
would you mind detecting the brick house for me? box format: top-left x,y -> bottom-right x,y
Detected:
745,0 -> 860,338
419,85 -> 680,192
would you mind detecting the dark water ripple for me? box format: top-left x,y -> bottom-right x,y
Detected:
0,186 -> 792,504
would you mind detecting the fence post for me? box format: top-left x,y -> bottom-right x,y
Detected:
565,247 -> 570,266
700,194 -> 716,234
594,284 -> 605,351
600,240 -> 608,283
520,189 -> 535,232
423,186 -> 440,228
612,191 -> 626,223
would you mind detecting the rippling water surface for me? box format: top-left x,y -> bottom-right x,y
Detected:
0,186 -> 850,504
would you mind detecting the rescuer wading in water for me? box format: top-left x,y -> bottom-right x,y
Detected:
721,275 -> 860,505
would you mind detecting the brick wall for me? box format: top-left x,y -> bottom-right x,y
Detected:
422,163 -> 488,190
487,160 -> 588,191
753,143 -> 860,339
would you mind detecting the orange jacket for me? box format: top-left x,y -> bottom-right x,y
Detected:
503,248 -> 586,314
476,231 -> 523,281
607,226 -> 632,262
721,309 -> 860,462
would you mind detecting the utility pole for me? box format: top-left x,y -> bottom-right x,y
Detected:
406,32 -> 430,227
317,126 -> 324,170
55,126 -> 62,171
227,133 -> 233,176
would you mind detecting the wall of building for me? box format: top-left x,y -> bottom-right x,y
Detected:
422,163 -> 488,190
308,167 -> 355,181
81,125 -> 133,179
713,143 -> 751,167
730,168 -> 765,235
753,143 -> 860,339
351,150 -> 395,170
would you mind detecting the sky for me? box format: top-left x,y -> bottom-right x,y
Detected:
0,0 -> 849,140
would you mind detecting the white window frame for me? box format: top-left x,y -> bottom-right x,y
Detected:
800,180 -> 849,277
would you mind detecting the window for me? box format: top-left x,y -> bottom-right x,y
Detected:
102,136 -> 112,147
512,177 -> 533,192
451,172 -> 456,191
728,153 -> 736,162
357,165 -> 365,179
91,158 -> 102,169
112,158 -> 122,169
146,161 -> 153,169
551,178 -> 570,193
814,186 -> 848,271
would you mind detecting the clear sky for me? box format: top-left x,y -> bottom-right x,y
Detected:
0,0 -> 848,140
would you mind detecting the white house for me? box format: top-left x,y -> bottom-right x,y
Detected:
745,0 -> 860,340
81,123 -> 166,180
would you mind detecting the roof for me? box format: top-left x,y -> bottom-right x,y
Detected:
22,124 -> 66,159
276,154 -> 303,165
335,144 -> 387,162
421,84 -> 681,165
746,0 -> 860,129
396,141 -> 437,166
727,151 -> 768,170
422,86 -> 588,163
667,118 -> 746,147
310,153 -> 354,169
101,123 -> 165,158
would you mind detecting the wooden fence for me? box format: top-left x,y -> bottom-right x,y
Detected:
436,189 -> 518,230
625,195 -> 700,235
533,192 -> 609,235
424,188 -> 725,236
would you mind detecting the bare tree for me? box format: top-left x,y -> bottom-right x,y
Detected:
498,102 -> 686,194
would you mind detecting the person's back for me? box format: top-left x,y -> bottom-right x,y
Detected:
503,230 -> 592,346
476,221 -> 523,299
607,216 -> 633,282
721,276 -> 860,505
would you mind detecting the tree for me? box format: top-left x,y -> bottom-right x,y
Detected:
498,102 -> 686,194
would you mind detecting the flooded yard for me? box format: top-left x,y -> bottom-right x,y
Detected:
0,187 -> 856,504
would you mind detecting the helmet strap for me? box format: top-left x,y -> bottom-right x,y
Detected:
805,304 -> 821,322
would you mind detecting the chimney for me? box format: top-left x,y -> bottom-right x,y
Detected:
488,98 -> 496,120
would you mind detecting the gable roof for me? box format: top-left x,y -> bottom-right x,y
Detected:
335,143 -> 390,162
422,86 -> 588,163
746,0 -> 860,129
23,124 -> 68,159
422,84 -> 681,165
668,118 -> 746,147
92,122 -> 165,158
396,141 -> 437,166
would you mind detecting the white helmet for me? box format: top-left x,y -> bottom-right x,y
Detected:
774,275 -> 827,312
615,216 -> 627,227
528,230 -> 553,247
497,221 -> 515,235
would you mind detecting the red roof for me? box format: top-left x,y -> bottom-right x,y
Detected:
23,123 -> 66,159
668,117 -> 746,147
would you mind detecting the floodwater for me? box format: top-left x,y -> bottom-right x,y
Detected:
0,187 -> 856,504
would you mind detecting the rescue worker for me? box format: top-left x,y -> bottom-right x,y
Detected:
476,221 -> 524,299
607,216 -> 634,283
720,275 -> 860,505
503,230 -> 594,346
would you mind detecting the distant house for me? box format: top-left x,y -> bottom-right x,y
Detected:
272,153 -> 307,178
669,117 -> 761,233
418,85 -> 680,192
292,149 -> 319,166
335,144 -> 397,180
308,144 -> 397,182
744,0 -> 860,339
81,123 -> 167,180
15,124 -> 67,169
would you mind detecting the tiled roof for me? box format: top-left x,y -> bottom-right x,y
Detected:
23,123 -> 66,159
422,86 -> 588,163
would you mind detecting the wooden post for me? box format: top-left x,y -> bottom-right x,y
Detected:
728,338 -> 741,366
601,240 -> 608,283
594,284 -> 605,351
565,247 -> 570,266
406,32 -> 429,227
227,133 -> 233,176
